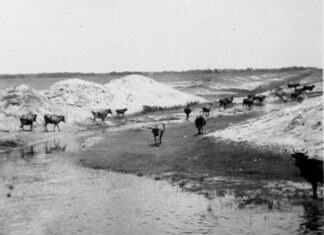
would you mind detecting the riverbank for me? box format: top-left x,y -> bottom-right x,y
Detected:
75,110 -> 318,200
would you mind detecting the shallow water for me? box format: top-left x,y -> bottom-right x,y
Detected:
0,139 -> 323,235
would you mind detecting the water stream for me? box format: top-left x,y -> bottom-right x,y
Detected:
0,138 -> 323,235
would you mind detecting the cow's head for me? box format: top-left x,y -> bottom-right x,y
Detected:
61,116 -> 66,122
291,149 -> 308,166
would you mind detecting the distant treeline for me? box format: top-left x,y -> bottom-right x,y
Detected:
0,66 -> 321,79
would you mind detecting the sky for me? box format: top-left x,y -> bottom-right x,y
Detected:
0,0 -> 322,74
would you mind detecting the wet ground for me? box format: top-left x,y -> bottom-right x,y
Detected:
1,69 -> 323,234
1,138 -> 323,235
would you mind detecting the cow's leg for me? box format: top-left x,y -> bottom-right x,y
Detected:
311,181 -> 318,199
57,124 -> 61,132
30,124 -> 33,131
154,136 -> 157,145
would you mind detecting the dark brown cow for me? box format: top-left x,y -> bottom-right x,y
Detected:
291,150 -> 323,199
253,95 -> 266,103
219,97 -> 234,110
116,108 -> 128,117
195,115 -> 206,135
19,113 -> 37,131
287,83 -> 300,89
184,106 -> 192,120
302,85 -> 315,92
148,123 -> 166,146
242,97 -> 253,108
44,114 -> 65,132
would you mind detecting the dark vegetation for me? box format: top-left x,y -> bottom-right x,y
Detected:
0,66 -> 320,79
142,101 -> 199,114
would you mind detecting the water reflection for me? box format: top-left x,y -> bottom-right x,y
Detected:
0,139 -> 324,234
20,145 -> 35,159
44,139 -> 66,154
299,201 -> 324,234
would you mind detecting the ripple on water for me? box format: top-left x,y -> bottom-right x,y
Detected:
0,139 -> 323,235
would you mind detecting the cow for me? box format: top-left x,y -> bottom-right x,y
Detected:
184,106 -> 192,120
202,104 -> 212,116
91,109 -> 112,124
219,97 -> 234,110
44,114 -> 65,132
253,95 -> 266,103
291,150 -> 323,199
302,85 -> 315,92
287,83 -> 300,89
116,108 -> 128,117
243,96 -> 254,108
291,90 -> 303,100
148,123 -> 166,146
19,113 -> 37,131
195,115 -> 206,135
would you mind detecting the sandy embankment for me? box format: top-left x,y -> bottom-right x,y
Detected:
0,75 -> 206,147
209,96 -> 323,159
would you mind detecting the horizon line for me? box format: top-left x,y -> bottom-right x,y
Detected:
0,66 -> 322,77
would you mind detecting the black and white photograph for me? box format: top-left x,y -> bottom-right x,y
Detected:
0,0 -> 323,234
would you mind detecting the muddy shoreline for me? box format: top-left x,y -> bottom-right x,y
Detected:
0,103 -> 321,202
72,111 -> 315,201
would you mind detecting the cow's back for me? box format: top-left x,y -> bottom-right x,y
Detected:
299,159 -> 324,183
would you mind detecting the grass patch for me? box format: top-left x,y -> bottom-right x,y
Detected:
141,100 -> 199,114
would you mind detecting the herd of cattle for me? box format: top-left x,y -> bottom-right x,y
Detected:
16,81 -> 322,199
274,82 -> 316,102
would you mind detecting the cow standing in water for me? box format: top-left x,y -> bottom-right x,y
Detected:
19,113 -> 37,131
291,150 -> 323,199
44,114 -> 65,132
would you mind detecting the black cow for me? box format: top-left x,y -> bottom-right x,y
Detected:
116,108 -> 128,117
184,106 -> 192,120
148,123 -> 166,146
91,109 -> 112,123
243,97 -> 254,108
288,83 -> 300,89
202,104 -> 212,116
44,114 -> 65,132
19,113 -> 37,131
291,151 -> 323,199
253,95 -> 266,103
195,115 -> 206,135
291,90 -> 303,100
219,97 -> 234,110
302,85 -> 315,92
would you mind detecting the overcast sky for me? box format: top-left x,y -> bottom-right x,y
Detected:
0,0 -> 322,74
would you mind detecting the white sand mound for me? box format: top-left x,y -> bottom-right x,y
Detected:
0,85 -> 61,130
45,78 -> 115,122
105,75 -> 205,111
209,96 -> 323,159
0,75 -> 206,130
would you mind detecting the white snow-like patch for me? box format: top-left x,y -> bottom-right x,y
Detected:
208,96 -> 323,159
0,75 -> 206,130
104,75 -> 205,112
